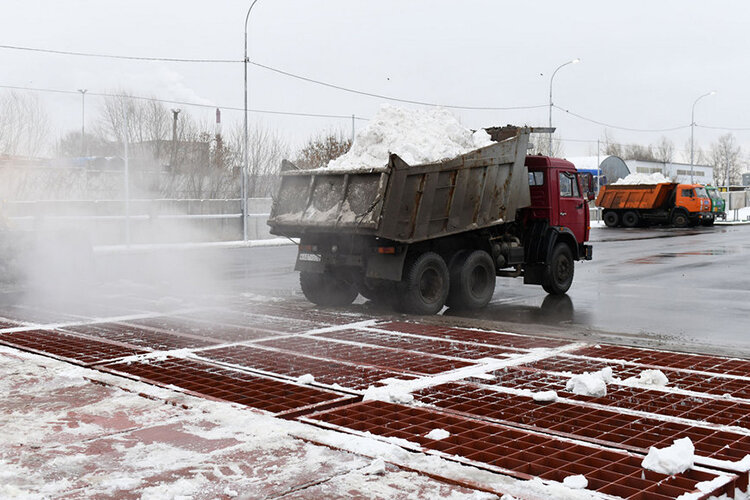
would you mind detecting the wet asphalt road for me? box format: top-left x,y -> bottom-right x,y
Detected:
231,224 -> 750,352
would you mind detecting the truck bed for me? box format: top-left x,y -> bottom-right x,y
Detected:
595,182 -> 676,210
268,127 -> 535,244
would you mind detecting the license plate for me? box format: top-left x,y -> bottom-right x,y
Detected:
298,253 -> 321,262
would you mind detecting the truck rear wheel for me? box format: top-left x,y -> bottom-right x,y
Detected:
542,243 -> 574,295
300,271 -> 357,307
446,250 -> 496,310
397,252 -> 449,315
622,211 -> 639,228
671,211 -> 689,228
603,211 -> 619,227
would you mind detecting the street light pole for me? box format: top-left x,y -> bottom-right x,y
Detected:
690,90 -> 716,184
77,89 -> 87,156
243,0 -> 261,242
548,58 -> 580,156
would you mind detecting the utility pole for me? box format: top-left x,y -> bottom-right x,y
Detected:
548,58 -> 580,156
690,91 -> 716,184
77,89 -> 87,156
171,108 -> 181,170
244,0 -> 261,241
123,106 -> 131,247
351,114 -> 355,143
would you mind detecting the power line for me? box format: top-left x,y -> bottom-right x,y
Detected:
696,124 -> 750,132
0,83 -> 368,121
553,105 -> 690,133
0,43 -> 548,111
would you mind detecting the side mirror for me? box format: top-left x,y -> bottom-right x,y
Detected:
579,172 -> 595,201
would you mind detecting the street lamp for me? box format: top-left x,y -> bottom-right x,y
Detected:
243,0 -> 261,242
77,89 -> 87,156
548,58 -> 580,156
690,90 -> 716,184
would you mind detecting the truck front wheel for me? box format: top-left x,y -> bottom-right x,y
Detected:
671,211 -> 689,228
300,271 -> 357,307
398,252 -> 449,315
603,211 -> 619,227
542,243 -> 574,295
446,250 -> 496,310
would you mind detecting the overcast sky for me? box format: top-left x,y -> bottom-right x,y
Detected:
2,0 -> 749,160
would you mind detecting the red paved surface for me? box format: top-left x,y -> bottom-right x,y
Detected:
3,303 -> 750,498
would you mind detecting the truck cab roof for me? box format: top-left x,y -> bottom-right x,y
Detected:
525,155 -> 577,171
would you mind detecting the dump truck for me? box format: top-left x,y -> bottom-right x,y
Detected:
267,126 -> 594,315
705,186 -> 727,221
596,182 -> 714,228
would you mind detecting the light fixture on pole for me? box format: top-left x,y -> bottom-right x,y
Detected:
243,0 -> 261,242
548,58 -> 580,156
77,89 -> 87,156
690,90 -> 716,184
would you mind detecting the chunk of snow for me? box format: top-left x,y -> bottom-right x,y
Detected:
425,428 -> 450,441
642,437 -> 694,475
562,474 -> 588,489
612,172 -> 672,185
361,457 -> 387,475
532,390 -> 558,403
363,383 -> 414,405
296,374 -> 315,385
623,369 -> 669,387
327,104 -> 494,170
565,367 -> 613,397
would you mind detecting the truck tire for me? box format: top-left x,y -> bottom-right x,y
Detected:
300,271 -> 357,307
446,250 -> 496,310
671,210 -> 689,228
603,211 -> 619,227
397,252 -> 449,315
542,243 -> 574,295
622,211 -> 639,228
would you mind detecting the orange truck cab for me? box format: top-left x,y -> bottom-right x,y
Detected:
596,182 -> 714,228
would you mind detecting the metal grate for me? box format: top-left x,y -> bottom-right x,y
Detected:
415,383 -> 750,469
376,321 -> 570,349
62,322 -> 218,351
0,329 -> 146,365
315,329 -> 515,360
523,355 -> 750,399
197,345 -> 413,391
103,356 -> 356,417
123,316 -> 282,342
571,344 -> 750,376
256,336 -> 472,375
482,367 -> 750,429
307,400 -> 735,500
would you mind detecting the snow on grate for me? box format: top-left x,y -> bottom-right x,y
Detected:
62,322 -> 218,351
306,400 -> 737,500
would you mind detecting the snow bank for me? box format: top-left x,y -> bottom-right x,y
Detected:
565,367 -> 613,397
642,437 -> 694,475
327,104 -> 494,170
296,374 -> 315,385
612,172 -> 671,185
623,369 -> 669,387
362,382 -> 414,405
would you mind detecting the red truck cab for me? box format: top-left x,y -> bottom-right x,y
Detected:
525,156 -> 593,258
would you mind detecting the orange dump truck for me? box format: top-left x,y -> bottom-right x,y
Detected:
596,182 -> 714,228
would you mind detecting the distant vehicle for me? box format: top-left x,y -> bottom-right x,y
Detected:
267,126 -> 593,315
704,186 -> 727,221
596,182 -> 714,228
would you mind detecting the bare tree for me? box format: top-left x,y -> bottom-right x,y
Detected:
0,91 -> 50,157
228,123 -> 289,198
654,137 -> 675,163
601,130 -> 622,157
295,132 -> 352,169
710,133 -> 743,186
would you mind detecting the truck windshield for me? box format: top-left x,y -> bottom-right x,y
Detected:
706,187 -> 720,199
694,187 -> 708,198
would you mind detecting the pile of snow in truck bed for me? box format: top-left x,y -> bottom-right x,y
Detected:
327,104 -> 494,170
612,172 -> 672,185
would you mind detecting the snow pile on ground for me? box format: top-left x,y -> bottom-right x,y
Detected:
642,437 -> 695,475
562,474 -> 588,489
425,429 -> 451,441
362,381 -> 414,405
612,172 -> 672,185
565,367 -> 613,397
532,390 -> 558,403
296,374 -> 315,385
327,104 -> 494,170
623,369 -> 669,387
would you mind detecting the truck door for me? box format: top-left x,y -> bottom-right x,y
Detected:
557,171 -> 587,242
